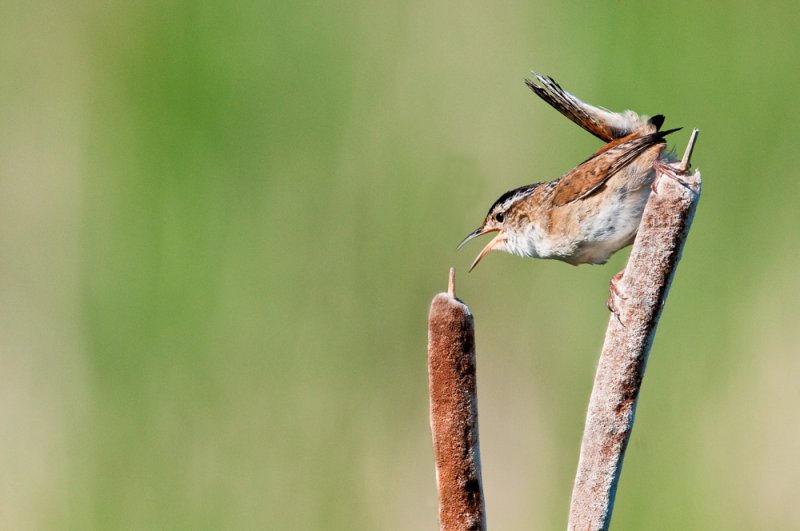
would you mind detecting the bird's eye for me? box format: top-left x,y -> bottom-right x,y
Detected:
495,212 -> 505,223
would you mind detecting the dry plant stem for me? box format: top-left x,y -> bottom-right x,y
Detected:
568,131 -> 701,531
428,268 -> 486,531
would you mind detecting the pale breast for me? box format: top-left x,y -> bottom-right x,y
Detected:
537,174 -> 652,264
569,180 -> 652,264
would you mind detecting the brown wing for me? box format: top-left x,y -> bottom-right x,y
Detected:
550,128 -> 680,207
525,74 -> 664,142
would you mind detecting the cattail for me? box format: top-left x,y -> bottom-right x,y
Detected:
569,130 -> 701,531
428,268 -> 486,531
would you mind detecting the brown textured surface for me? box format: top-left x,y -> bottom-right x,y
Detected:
568,162 -> 701,531
428,287 -> 486,531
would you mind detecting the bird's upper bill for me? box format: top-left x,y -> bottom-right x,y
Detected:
458,227 -> 504,272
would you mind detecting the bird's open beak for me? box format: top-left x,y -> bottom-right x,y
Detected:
457,227 -> 504,272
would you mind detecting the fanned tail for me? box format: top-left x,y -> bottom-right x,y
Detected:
525,73 -> 664,142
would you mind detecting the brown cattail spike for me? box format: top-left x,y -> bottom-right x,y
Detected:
428,270 -> 486,531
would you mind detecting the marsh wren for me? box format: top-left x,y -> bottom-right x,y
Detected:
459,74 -> 679,275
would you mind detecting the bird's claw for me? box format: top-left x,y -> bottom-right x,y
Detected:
607,270 -> 626,326
651,160 -> 693,193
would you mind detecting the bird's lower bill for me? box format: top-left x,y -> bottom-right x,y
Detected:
458,228 -> 505,272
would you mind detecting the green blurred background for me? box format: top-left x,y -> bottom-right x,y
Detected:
3,1 -> 799,529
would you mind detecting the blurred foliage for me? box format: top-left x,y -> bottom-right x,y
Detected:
2,0 -> 800,529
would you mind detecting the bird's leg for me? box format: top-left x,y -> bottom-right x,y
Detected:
606,270 -> 627,324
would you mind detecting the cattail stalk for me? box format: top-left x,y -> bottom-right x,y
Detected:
568,130 -> 702,530
428,268 -> 486,531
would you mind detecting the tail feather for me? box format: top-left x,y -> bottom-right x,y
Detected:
525,73 -> 661,142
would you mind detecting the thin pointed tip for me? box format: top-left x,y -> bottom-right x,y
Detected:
679,129 -> 700,172
448,268 -> 455,297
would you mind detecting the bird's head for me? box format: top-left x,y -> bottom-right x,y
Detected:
458,184 -> 538,271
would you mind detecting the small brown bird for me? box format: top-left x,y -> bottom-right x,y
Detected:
459,74 -> 679,277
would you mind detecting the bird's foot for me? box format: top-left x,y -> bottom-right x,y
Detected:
606,270 -> 627,325
651,159 -> 694,192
